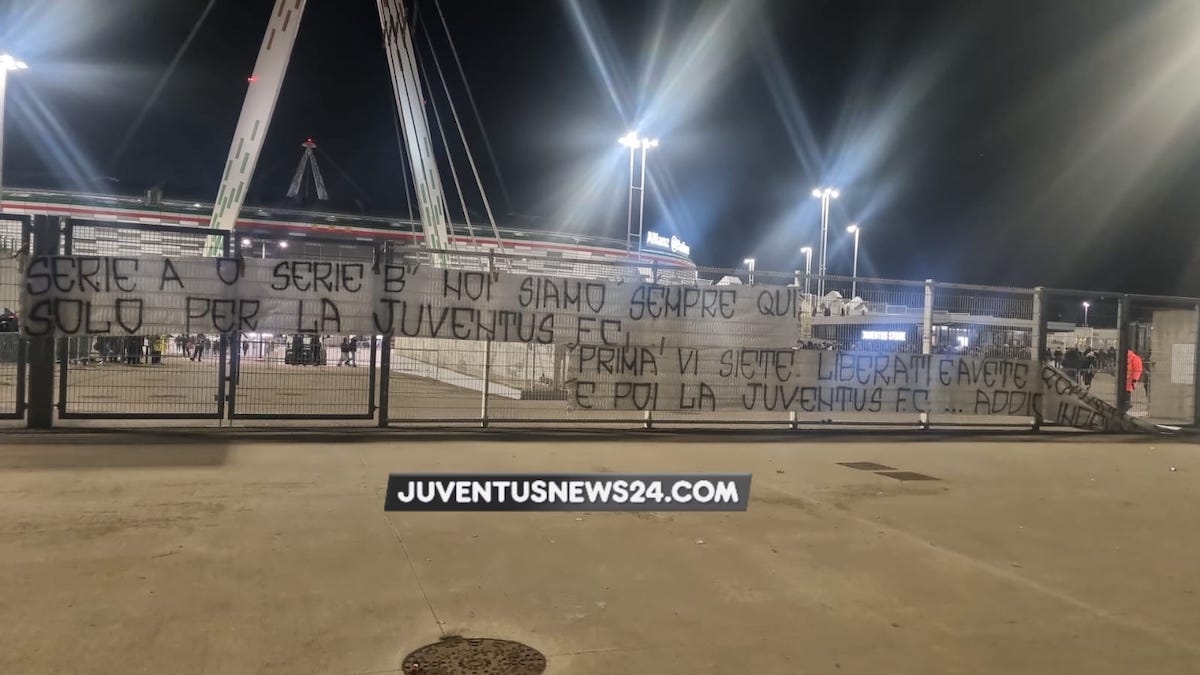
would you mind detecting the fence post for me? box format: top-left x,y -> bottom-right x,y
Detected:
1115,294 -> 1131,414
377,242 -> 393,427
1031,287 -> 1047,431
378,335 -> 391,427
26,215 -> 59,429
642,259 -> 658,430
1193,304 -> 1200,428
920,279 -> 934,430
480,251 -> 494,428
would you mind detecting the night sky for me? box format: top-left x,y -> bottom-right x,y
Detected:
4,0 -> 1200,294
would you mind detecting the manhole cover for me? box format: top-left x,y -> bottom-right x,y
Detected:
876,471 -> 939,481
838,461 -> 896,471
402,636 -> 546,674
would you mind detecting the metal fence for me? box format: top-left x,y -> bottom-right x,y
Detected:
52,220 -> 230,419
0,216 -> 28,419
3,215 -> 1198,429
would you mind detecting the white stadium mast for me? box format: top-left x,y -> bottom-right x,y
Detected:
205,0 -> 306,256
376,0 -> 455,259
206,0 -> 457,259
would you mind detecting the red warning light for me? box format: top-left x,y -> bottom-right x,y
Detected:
247,75 -> 258,83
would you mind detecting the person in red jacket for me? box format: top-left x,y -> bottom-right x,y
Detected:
1126,350 -> 1144,393
1122,350 -> 1144,413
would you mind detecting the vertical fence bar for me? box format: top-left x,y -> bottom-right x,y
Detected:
378,335 -> 391,427
921,279 -> 934,429
480,250 -> 494,428
1032,287 -> 1046,431
1192,303 -> 1200,428
644,260 -> 658,429
26,215 -> 58,428
368,334 -> 378,416
55,337 -> 67,415
377,242 -> 392,427
219,332 -> 231,421
1115,294 -> 1130,413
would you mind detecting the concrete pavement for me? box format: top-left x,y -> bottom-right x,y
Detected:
1,430 -> 1197,674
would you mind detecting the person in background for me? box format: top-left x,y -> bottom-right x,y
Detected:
1080,348 -> 1096,390
151,335 -> 166,365
1062,347 -> 1080,383
347,335 -> 358,367
1123,349 -> 1144,413
192,335 -> 206,362
338,336 -> 352,367
1053,348 -> 1063,368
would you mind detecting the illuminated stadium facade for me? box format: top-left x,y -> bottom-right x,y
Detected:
0,188 -> 697,281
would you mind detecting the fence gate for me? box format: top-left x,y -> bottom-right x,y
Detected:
55,219 -> 228,419
1126,294 -> 1199,428
0,215 -> 28,418
226,234 -> 378,420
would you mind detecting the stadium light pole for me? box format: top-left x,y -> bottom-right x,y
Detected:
1082,301 -> 1090,327
800,246 -> 813,295
846,224 -> 860,299
0,53 -> 30,199
619,132 -> 659,253
744,257 -> 756,286
811,187 -> 839,297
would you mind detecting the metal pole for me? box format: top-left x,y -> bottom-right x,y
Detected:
804,249 -> 811,296
921,279 -> 931,429
26,215 -> 59,429
636,143 -> 648,254
1115,294 -> 1130,414
0,68 -> 7,199
1192,303 -> 1200,428
1032,287 -> 1047,431
625,145 -> 635,252
922,280 -> 934,356
850,229 -> 860,299
481,251 -> 494,427
818,194 -> 828,297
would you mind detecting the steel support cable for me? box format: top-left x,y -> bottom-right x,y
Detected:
433,0 -> 513,215
413,19 -> 478,246
418,11 -> 504,250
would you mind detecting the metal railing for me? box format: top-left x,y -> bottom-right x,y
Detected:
2,215 -> 1198,429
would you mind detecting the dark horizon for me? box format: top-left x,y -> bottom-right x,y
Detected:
3,0 -> 1199,295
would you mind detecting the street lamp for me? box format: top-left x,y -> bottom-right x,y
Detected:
1082,301 -> 1090,327
0,53 -> 30,199
811,187 -> 839,297
619,132 -> 659,253
743,257 -> 756,286
846,224 -> 861,299
800,246 -> 813,295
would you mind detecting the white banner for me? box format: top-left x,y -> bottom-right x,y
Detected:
17,255 -> 803,347
566,348 -> 1041,415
